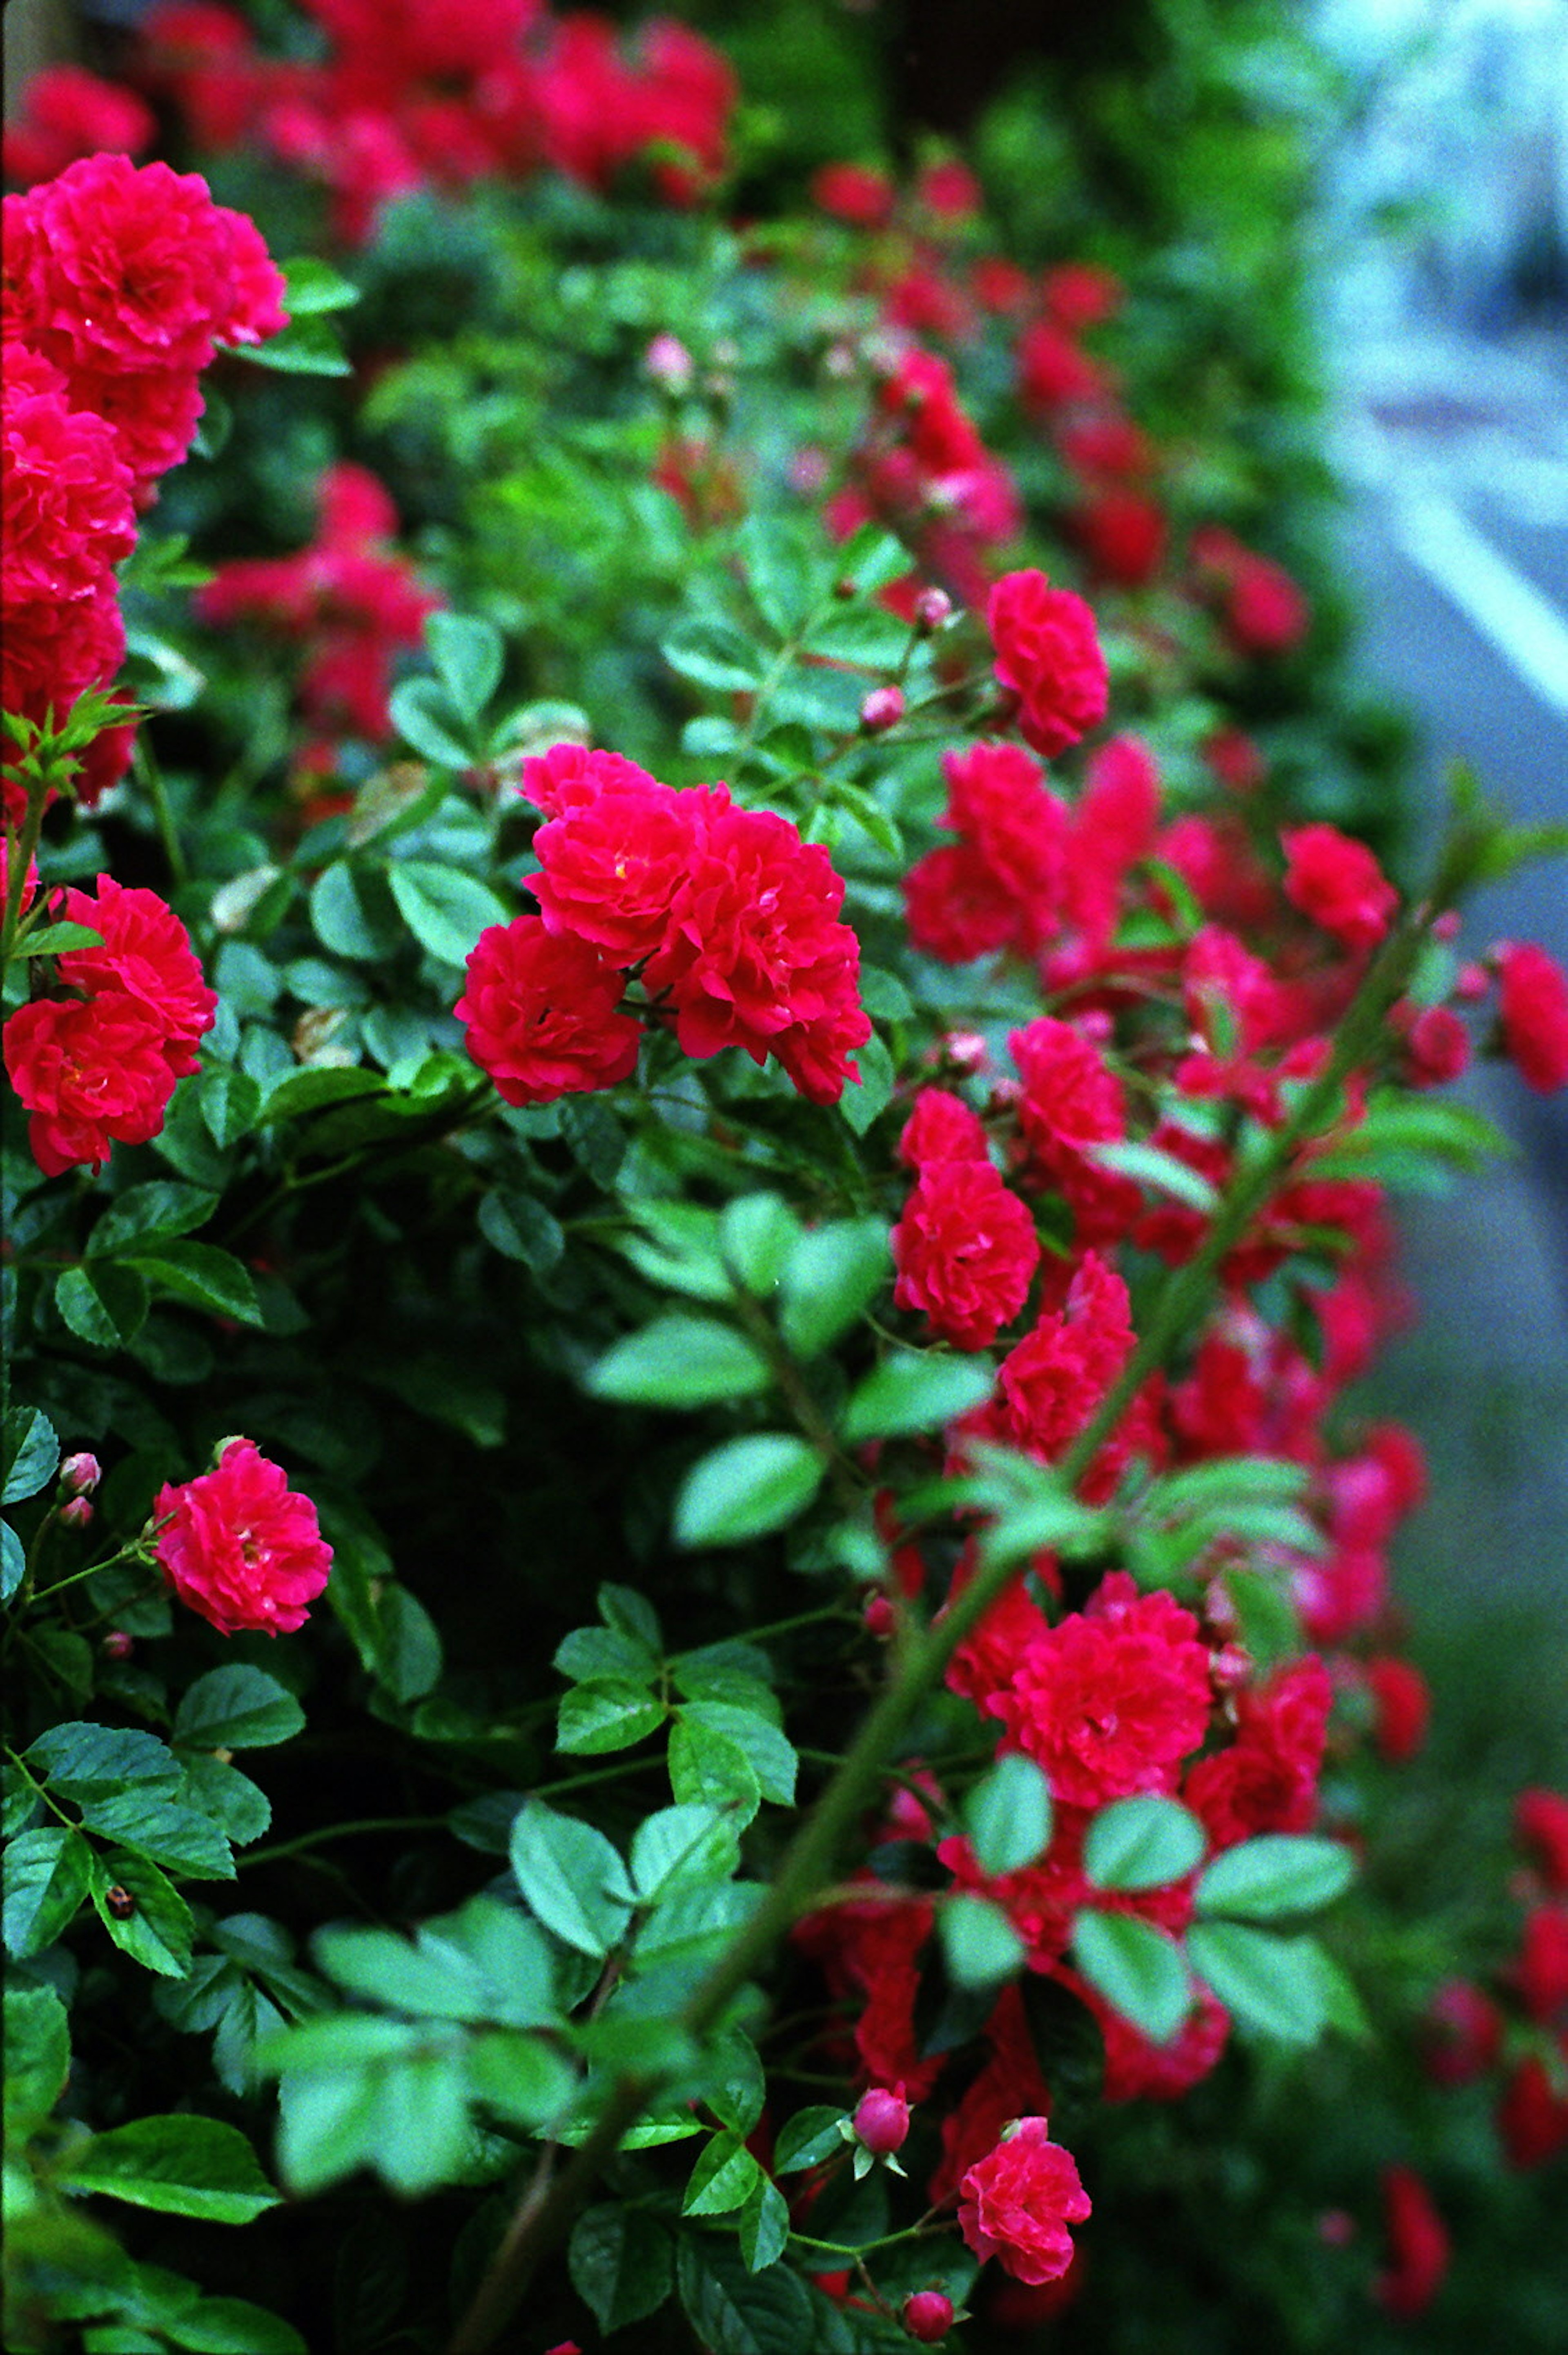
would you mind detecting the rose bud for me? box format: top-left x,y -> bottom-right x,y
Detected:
915,587 -> 953,631
860,684 -> 905,734
903,2290 -> 956,2341
59,1496 -> 94,1531
60,1452 -> 101,1496
853,2085 -> 910,2156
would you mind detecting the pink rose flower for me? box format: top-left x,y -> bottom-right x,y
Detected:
1497,940 -> 1568,1092
153,1439 -> 332,1636
893,1159 -> 1040,1349
957,2116 -> 1091,2285
456,914 -> 642,1106
1281,823 -> 1397,952
987,569 -> 1109,760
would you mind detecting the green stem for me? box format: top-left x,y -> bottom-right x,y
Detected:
446,903 -> 1430,2354
134,734 -> 188,891
238,1814 -> 450,1870
1,773 -> 52,967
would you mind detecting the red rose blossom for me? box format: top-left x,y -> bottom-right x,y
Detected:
893,1158 -> 1041,1349
1515,1788 -> 1568,1891
2,65 -> 156,188
1281,823 -> 1397,953
4,991 -> 176,1176
153,1439 -> 332,1636
1373,2166 -> 1448,2320
531,774 -> 713,963
1496,940 -> 1568,1092
1,345 -> 136,604
456,914 -> 642,1106
55,876 -> 216,1078
986,569 -> 1109,760
897,1086 -> 989,1170
957,2116 -> 1091,2286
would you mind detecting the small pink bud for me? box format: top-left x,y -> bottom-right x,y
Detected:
940,1029 -> 989,1075
860,684 -> 905,734
102,1630 -> 134,1660
903,2290 -> 956,2341
1455,960 -> 1490,1002
914,586 -> 953,631
60,1453 -> 101,1497
853,2085 -> 910,2155
59,1496 -> 95,1532
644,332 -> 693,392
1211,1642 -> 1252,1691
1432,910 -> 1461,942
863,1593 -> 896,1638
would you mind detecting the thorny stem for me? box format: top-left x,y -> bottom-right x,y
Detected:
446,901 -> 1431,2354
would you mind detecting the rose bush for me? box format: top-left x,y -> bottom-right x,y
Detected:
4,9 -> 1568,2354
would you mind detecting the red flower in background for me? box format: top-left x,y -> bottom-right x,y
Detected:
1496,940 -> 1568,1092
892,1156 -> 1040,1349
986,569 -> 1108,760
2,65 -> 156,187
1372,2166 -> 1448,2320
957,2117 -> 1091,2285
1515,1788 -> 1568,1892
1281,823 -> 1398,952
153,1439 -> 333,1636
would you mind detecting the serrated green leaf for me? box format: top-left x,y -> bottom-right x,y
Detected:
557,1680 -> 667,1756
86,1183 -> 217,1259
56,1262 -> 149,1349
630,1804 -> 740,1900
964,1754 -> 1054,1877
718,1193 -> 802,1295
91,1852 -> 195,1978
3,1405 -> 58,1505
667,1717 -> 762,1822
664,617 -> 765,694
2,1826 -> 92,1957
676,2230 -> 815,2352
678,1706 -> 796,1805
1083,1796 -> 1207,1894
837,1031 -> 894,1138
684,2130 -> 762,2217
569,2206 -> 675,2335
129,1241 -> 263,1326
174,1667 -> 305,1752
477,1188 -> 565,1271
389,860 -> 512,966
1186,1920 -> 1328,2042
1071,1908 -> 1192,2042
200,1069 -> 263,1148
738,2175 -> 791,2271
773,2104 -> 848,2172
58,2117 -> 278,2224
78,1794 -> 235,1880
509,1802 -> 635,1957
279,255 -> 359,314
779,1220 -> 890,1355
675,1434 -> 824,1548
1194,1835 -> 1355,1921
590,1315 -> 772,1410
426,613 -> 503,727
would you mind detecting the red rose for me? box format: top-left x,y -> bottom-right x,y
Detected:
55,876 -> 216,1078
897,1086 -> 989,1170
1,345 -> 136,604
2,65 -> 156,187
1281,823 -> 1398,952
1515,1905 -> 1568,2025
1184,1656 -> 1331,1848
644,796 -> 870,1103
532,776 -> 712,963
1070,487 -> 1167,587
939,740 -> 1071,947
4,991 -> 176,1176
987,570 -> 1108,760
1421,1981 -> 1502,2087
519,741 -> 664,818
1497,940 -> 1568,1092
904,842 -> 1022,965
1373,2166 -> 1448,2320
60,360 -> 209,505
811,160 -> 894,227
1497,2049 -> 1568,2168
994,1573 -> 1213,1808
1515,1788 -> 1568,1892
957,2116 -> 1091,2286
153,1439 -> 332,1637
1227,550 -> 1309,653
893,1158 -> 1040,1350
1361,1656 -> 1430,1762
456,914 -> 642,1107
1,576 -> 127,767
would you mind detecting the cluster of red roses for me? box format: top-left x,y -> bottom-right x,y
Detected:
456,743 -> 872,1108
2,151 -> 286,809
1420,1788 -> 1568,2169
194,461 -> 443,759
114,0 -> 735,243
3,876 -> 217,1176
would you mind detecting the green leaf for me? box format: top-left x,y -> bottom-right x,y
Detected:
78,1794 -> 234,1880
684,2130 -> 762,2217
263,1067 -> 387,1123
738,515 -> 819,635
555,1624 -> 658,1684
600,1582 -> 663,1649
158,2296 -> 305,2353
279,255 -> 359,314
678,1706 -> 797,1805
829,780 -> 902,860
199,1069 -> 264,1149
667,1716 -> 762,1822
86,1183 -> 217,1259
718,1194 -> 802,1296
842,1351 -> 995,1444
1083,1797 -> 1207,1894
274,2029 -> 472,2197
26,1724 -> 182,1803
13,919 -> 104,956
174,1667 -> 305,1752
509,1802 -> 635,1957
3,1405 -> 58,1505
737,2177 -> 791,2273
477,1189 -> 565,1272
2,1827 -> 92,1956
964,1755 -> 1054,1877
309,862 -> 399,962
92,1853 -> 195,1978
316,1898 -> 557,2029
630,1804 -> 741,1900
939,1892 -> 1026,1989
1186,1921 -> 1328,2043
129,1241 -> 263,1326
773,2105 -> 848,2173
779,1220 -> 890,1356
2,1520 -> 24,1604
675,1434 -> 824,1548
1090,1140 -> 1220,1212
569,2206 -> 675,2335
182,1756 -> 271,1848
589,1315 -> 773,1410
664,617 -> 765,695
621,1201 -> 733,1302
557,1680 -> 667,1756
426,613 -> 503,727
837,1031 -> 894,1138
56,1262 -> 149,1350
232,313 -> 352,375
58,2117 -> 278,2224
1194,1835 -> 1356,1921
465,2028 -> 575,2127
388,860 -> 511,966
5,1984 -> 70,2134
676,2234 -> 815,2354
1071,1909 -> 1192,2043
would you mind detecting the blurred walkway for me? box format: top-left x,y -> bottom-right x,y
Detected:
1332,311 -> 1568,1611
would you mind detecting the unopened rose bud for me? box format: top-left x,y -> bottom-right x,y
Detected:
914,587 -> 952,631
59,1496 -> 95,1532
860,684 -> 905,734
1455,960 -> 1490,1002
852,2085 -> 910,2156
903,2290 -> 956,2342
1211,1642 -> 1252,1691
941,1030 -> 989,1075
644,331 -> 693,392
863,1593 -> 896,1638
60,1453 -> 101,1497
102,1629 -> 134,1660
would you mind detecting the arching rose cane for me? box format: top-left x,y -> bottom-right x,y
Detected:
151,1439 -> 332,1635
